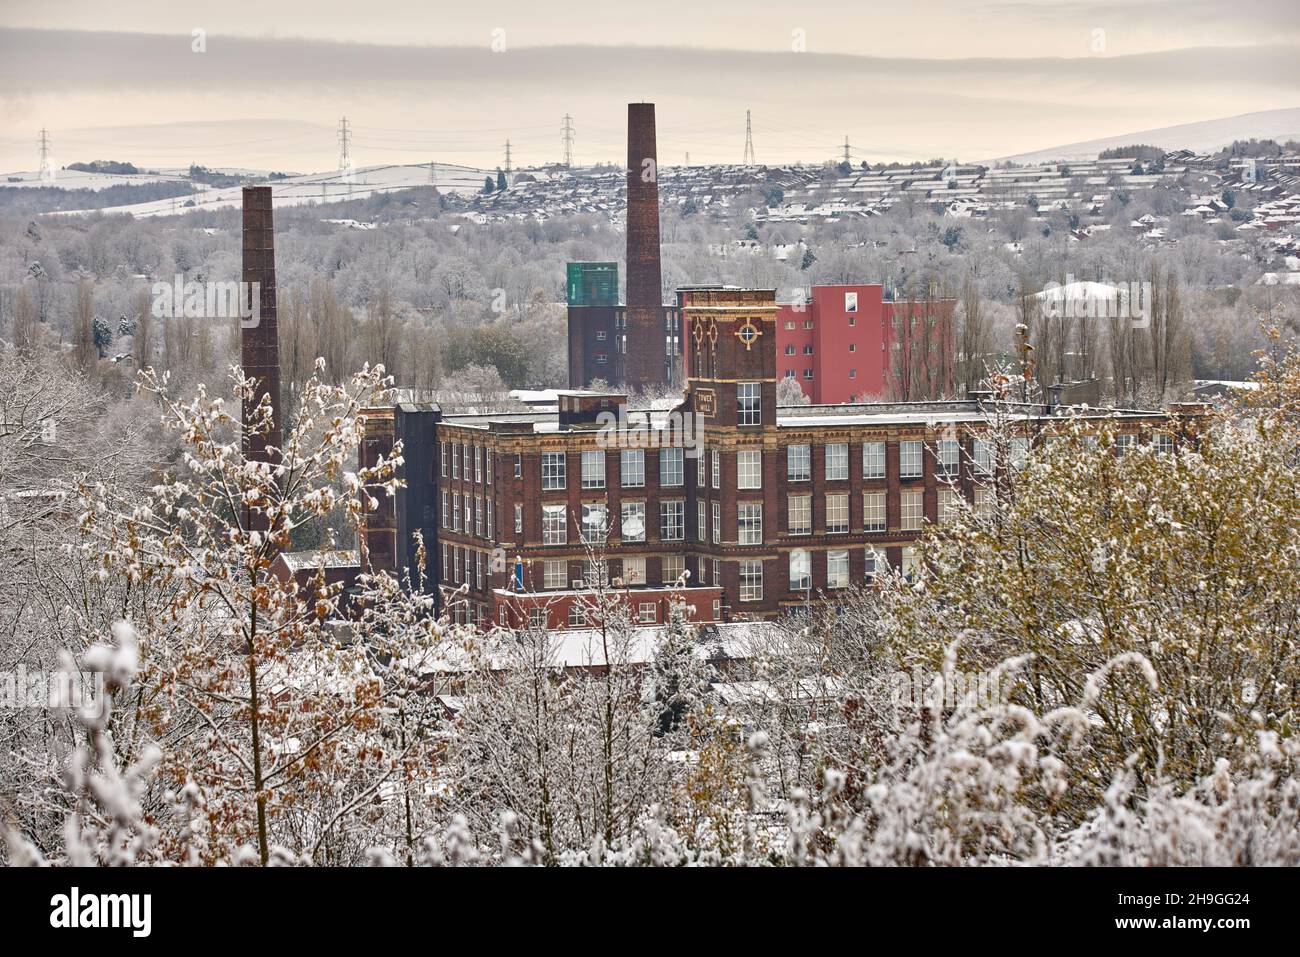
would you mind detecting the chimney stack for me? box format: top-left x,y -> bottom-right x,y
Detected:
624,102 -> 664,391
240,186 -> 282,475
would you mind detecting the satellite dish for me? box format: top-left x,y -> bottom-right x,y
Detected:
622,515 -> 645,539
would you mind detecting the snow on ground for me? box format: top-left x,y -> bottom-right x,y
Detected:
38,163 -> 490,218
1,168 -> 191,190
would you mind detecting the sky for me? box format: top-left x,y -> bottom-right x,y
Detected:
0,1 -> 1297,174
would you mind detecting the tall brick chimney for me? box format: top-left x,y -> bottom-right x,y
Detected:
624,102 -> 664,391
240,186 -> 282,486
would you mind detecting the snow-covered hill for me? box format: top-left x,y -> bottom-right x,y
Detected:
1,167 -> 191,191
990,108 -> 1300,164
12,163 -> 491,218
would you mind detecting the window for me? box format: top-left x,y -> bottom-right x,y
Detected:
788,495 -> 812,535
638,602 -> 658,624
620,449 -> 645,487
826,493 -> 849,534
803,369 -> 814,380
568,603 -> 588,627
712,502 -> 721,544
697,448 -> 706,485
784,320 -> 796,330
901,490 -> 923,531
739,560 -> 763,601
974,486 -> 994,517
465,498 -> 472,532
785,344 -> 796,356
487,500 -> 494,539
513,454 -> 522,479
863,441 -> 885,479
849,369 -> 856,378
595,330 -> 607,341
802,344 -> 814,355
660,448 -> 684,487
452,492 -> 461,531
711,450 -> 720,489
439,442 -> 448,477
825,443 -> 848,481
475,497 -> 483,536
1116,433 -> 1136,456
662,554 -> 685,585
581,450 -> 605,489
452,443 -> 460,479
622,556 -> 646,585
789,549 -> 811,591
901,546 -> 921,581
737,450 -> 762,489
542,504 -> 567,545
697,501 -> 707,542
1010,437 -> 1030,470
939,489 -> 960,524
486,452 -> 493,485
973,438 -> 992,474
900,441 -> 923,479
845,291 -> 858,313
474,446 -> 482,483
738,502 -> 763,545
864,547 -> 886,582
738,382 -> 761,426
848,343 -> 856,353
542,452 -> 566,490
581,503 -> 607,543
827,550 -> 849,589
1154,433 -> 1175,454
440,496 -> 448,528
528,607 -> 547,629
621,501 -> 646,542
514,503 -> 523,534
787,444 -> 811,482
937,439 -> 959,477
863,491 -> 886,532
584,559 -> 607,588
660,500 -> 684,541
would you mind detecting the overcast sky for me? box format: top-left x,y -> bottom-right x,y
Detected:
1,1 -> 1297,172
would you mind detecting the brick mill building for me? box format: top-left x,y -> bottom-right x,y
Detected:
360,280 -> 1184,629
287,104 -> 1186,631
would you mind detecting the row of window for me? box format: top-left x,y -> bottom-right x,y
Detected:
541,447 -> 721,491
439,441 -> 499,484
441,492 -> 496,539
531,437 -> 1026,497
527,486 -> 987,547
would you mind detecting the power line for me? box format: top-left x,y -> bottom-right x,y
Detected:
743,110 -> 755,167
561,114 -> 574,168
503,139 -> 512,176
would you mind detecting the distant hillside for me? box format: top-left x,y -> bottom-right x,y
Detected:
991,108 -> 1300,164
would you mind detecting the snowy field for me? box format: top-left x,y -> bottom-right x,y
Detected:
3,163 -> 491,218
